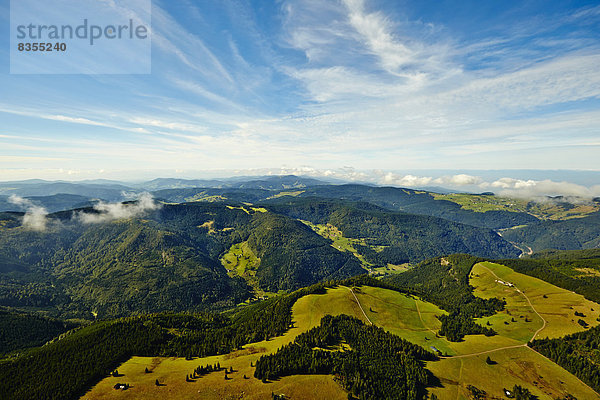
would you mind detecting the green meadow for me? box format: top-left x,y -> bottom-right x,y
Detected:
83,263 -> 600,399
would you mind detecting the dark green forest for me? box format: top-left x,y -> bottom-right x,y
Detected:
265,199 -> 520,262
501,213 -> 600,252
0,198 -> 520,320
254,314 -> 437,400
0,309 -> 79,356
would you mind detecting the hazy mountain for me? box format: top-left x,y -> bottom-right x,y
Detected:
0,182 -> 134,201
0,194 -> 95,213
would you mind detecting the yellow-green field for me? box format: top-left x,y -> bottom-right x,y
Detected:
81,287 -> 365,400
427,346 -> 600,400
82,265 -> 600,400
370,263 -> 411,276
426,262 -> 600,399
472,262 -> 600,339
220,241 -> 260,278
430,193 -> 599,220
266,190 -> 305,199
219,241 -> 279,299
300,221 -> 384,270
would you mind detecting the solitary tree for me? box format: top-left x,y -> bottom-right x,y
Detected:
155,379 -> 160,386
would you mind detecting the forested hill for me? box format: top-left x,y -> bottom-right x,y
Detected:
265,199 -> 521,262
501,213 -> 600,252
152,183 -> 540,230
275,184 -> 541,229
0,203 -> 364,319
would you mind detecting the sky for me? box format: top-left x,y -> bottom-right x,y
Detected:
0,0 -> 599,193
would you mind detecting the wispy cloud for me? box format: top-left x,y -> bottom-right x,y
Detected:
0,1 -> 598,175
74,193 -> 161,224
8,195 -> 49,231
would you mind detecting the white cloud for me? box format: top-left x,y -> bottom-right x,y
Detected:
8,195 -> 48,231
487,178 -> 600,199
75,193 -> 161,224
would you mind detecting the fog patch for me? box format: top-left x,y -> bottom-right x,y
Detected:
75,193 -> 161,224
8,194 -> 48,231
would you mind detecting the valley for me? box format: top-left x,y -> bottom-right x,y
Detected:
2,177 -> 600,399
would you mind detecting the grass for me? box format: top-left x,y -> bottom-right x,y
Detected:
219,241 -> 275,299
430,193 -> 599,220
425,261 -> 600,399
370,263 -> 411,276
82,271 -> 600,400
183,192 -> 227,202
266,190 -> 305,199
82,287 -> 361,400
472,262 -> 600,340
300,221 -> 379,269
427,346 -> 600,400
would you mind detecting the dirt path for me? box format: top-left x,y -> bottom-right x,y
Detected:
414,298 -> 438,336
344,286 -> 373,325
478,263 -> 547,341
442,263 -> 547,360
439,263 -> 600,397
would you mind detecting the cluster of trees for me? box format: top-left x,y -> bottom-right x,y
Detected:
437,313 -> 496,342
385,254 -> 503,341
254,314 -> 437,400
193,362 -> 222,377
530,324 -> 600,393
0,280 -> 332,400
511,384 -> 536,400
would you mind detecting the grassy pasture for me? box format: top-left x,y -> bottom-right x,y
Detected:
425,261 -> 600,399
472,262 -> 600,339
82,286 -> 447,399
81,287 -> 364,400
300,221 -> 378,269
370,263 -> 411,276
427,346 -> 600,400
220,241 -> 260,278
82,270 -> 600,400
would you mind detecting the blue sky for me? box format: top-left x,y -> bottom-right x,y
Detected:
0,0 -> 599,190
